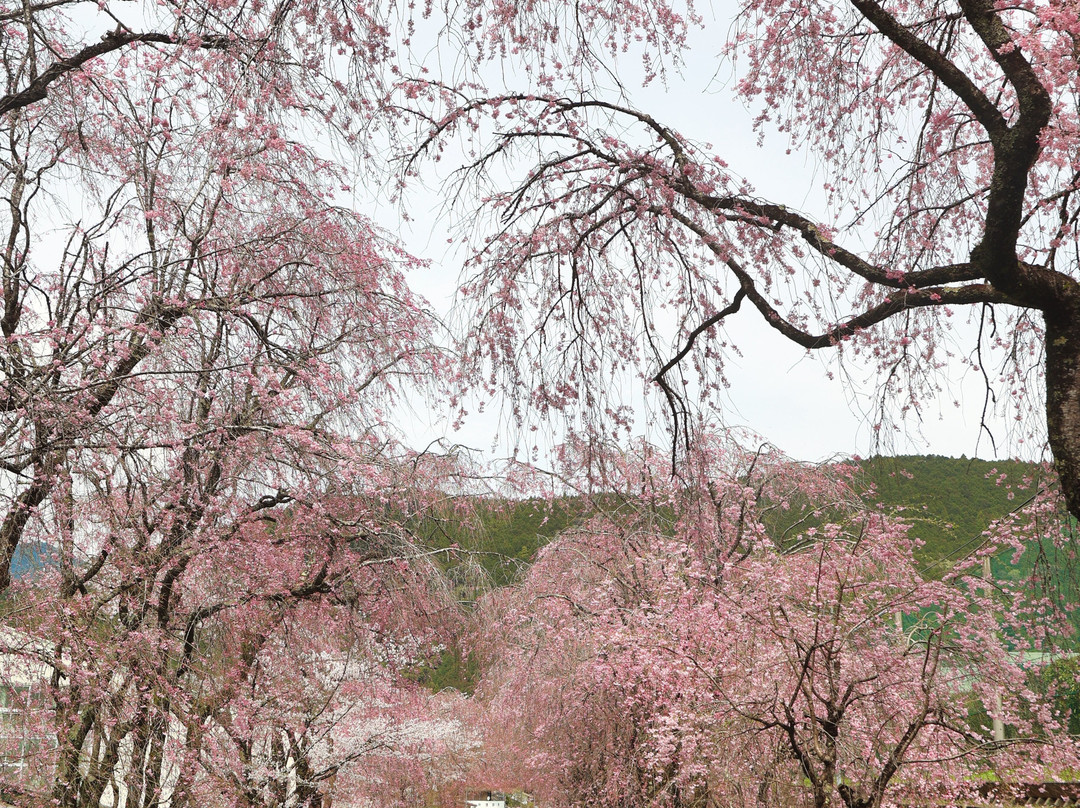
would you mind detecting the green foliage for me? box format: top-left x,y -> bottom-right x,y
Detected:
1030,656 -> 1080,735
413,497 -> 590,588
857,456 -> 1080,638
416,456 -> 1058,585
408,647 -> 481,695
408,456 -> 1078,696
406,498 -> 589,694
759,492 -> 855,554
472,498 -> 586,585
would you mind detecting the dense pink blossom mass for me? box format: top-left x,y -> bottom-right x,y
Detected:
0,0 -> 1078,804
0,0 -> 474,802
473,442 -> 1079,808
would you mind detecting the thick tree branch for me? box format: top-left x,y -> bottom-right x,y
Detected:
662,206 -> 1015,350
0,29 -> 233,117
847,0 -> 1007,138
956,0 -> 1049,123
689,192 -> 984,290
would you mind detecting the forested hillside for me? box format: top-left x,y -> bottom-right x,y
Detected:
412,497 -> 590,588
858,455 -> 1046,562
444,456 -> 1055,579
858,458 -> 1080,648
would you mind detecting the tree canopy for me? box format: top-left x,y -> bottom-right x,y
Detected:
3,0 -> 1080,804
403,0 -> 1080,522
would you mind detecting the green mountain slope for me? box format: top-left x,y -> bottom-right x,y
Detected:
423,456 -> 1063,582
857,454 -> 1047,567
412,496 -> 589,588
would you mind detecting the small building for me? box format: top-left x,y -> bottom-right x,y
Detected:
465,790 -> 506,808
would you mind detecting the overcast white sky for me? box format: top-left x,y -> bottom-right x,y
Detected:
369,12 -> 1040,466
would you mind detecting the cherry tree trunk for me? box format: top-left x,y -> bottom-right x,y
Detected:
1045,309 -> 1080,522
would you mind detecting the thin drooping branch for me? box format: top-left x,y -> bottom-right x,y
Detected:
654,290 -> 746,384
